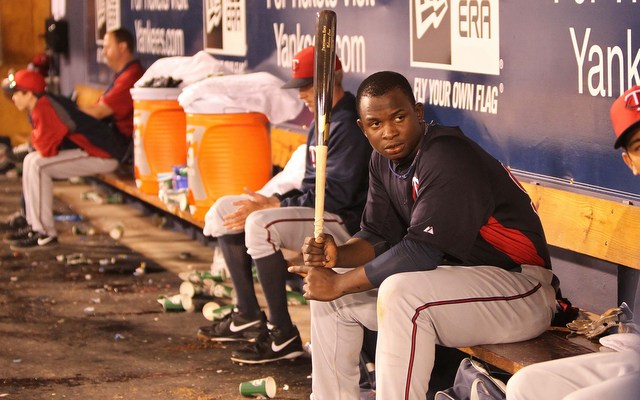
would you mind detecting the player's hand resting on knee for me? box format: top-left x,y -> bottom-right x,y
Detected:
223,188 -> 280,230
288,264 -> 341,301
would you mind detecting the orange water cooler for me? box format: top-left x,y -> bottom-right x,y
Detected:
131,88 -> 187,194
186,112 -> 271,221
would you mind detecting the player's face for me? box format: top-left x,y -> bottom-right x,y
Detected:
11,90 -> 33,112
101,33 -> 123,70
357,87 -> 424,162
298,83 -> 315,113
622,128 -> 640,175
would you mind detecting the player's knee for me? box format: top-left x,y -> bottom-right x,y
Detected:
22,151 -> 39,169
505,364 -> 543,400
378,273 -> 407,305
244,210 -> 271,247
209,197 -> 231,220
244,211 -> 258,232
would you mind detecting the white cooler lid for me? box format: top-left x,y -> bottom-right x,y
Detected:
130,87 -> 182,100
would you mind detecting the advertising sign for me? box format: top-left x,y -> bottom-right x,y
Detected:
203,0 -> 247,56
81,0 -> 639,198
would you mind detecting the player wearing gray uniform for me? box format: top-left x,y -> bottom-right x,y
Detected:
4,28 -> 142,250
292,71 -> 558,399
506,85 -> 640,400
5,70 -> 129,250
197,46 -> 372,364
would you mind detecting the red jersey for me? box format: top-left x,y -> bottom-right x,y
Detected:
100,60 -> 144,137
30,96 -> 111,158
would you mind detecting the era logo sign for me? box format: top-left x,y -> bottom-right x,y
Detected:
203,0 -> 247,56
410,0 -> 500,75
415,0 -> 449,39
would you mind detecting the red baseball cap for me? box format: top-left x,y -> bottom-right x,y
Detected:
8,69 -> 46,94
281,46 -> 342,89
610,85 -> 640,149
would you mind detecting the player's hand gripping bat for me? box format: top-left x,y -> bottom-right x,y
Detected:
313,10 -> 337,239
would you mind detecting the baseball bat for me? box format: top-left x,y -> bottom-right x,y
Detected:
313,10 -> 337,239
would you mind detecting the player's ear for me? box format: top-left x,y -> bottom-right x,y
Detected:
357,119 -> 365,133
118,40 -> 128,53
415,102 -> 424,121
622,152 -> 638,175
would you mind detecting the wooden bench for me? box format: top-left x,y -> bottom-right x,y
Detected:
458,181 -> 640,374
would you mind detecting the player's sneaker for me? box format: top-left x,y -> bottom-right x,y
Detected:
230,324 -> 305,364
3,226 -> 36,243
10,232 -> 58,250
0,212 -> 28,233
197,310 -> 266,342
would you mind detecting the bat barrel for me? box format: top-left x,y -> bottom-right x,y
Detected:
313,10 -> 337,239
314,10 -> 337,147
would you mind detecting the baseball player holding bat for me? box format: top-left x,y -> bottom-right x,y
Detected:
197,45 -> 371,365
290,71 -> 558,399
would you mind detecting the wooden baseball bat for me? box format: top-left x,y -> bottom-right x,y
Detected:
313,10 -> 337,239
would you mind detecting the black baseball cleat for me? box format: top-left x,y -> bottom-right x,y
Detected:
197,310 -> 267,342
230,324 -> 305,364
10,232 -> 58,250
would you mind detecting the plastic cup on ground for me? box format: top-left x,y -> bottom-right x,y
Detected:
239,376 -> 276,398
213,284 -> 234,299
202,302 -> 234,321
178,271 -> 195,282
196,270 -> 225,283
201,301 -> 220,321
157,294 -> 185,312
109,224 -> 124,240
286,290 -> 308,305
179,281 -> 203,298
181,294 -> 208,313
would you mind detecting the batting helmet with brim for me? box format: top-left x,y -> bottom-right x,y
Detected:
7,70 -> 46,94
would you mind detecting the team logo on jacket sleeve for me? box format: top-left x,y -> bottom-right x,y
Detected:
412,175 -> 420,201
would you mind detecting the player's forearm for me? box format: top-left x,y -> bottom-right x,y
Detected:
334,266 -> 374,296
335,237 -> 376,268
364,238 -> 443,287
80,102 -> 113,120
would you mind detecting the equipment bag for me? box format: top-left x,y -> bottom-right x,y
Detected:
434,358 -> 506,400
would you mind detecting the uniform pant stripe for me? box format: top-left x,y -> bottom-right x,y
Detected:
403,282 -> 543,400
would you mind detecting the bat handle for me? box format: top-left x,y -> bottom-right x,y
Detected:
314,144 -> 328,239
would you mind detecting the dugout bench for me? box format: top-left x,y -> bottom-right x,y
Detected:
458,181 -> 640,374
75,79 -> 639,375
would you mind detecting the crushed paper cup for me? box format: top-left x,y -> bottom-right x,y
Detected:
202,302 -> 234,321
157,294 -> 186,312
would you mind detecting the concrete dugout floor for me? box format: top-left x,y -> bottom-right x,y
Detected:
0,176 -> 312,400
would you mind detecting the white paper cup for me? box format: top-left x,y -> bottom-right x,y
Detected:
202,302 -> 234,321
157,294 -> 185,312
179,281 -> 203,298
239,376 -> 276,398
181,295 -> 208,313
213,284 -> 234,299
